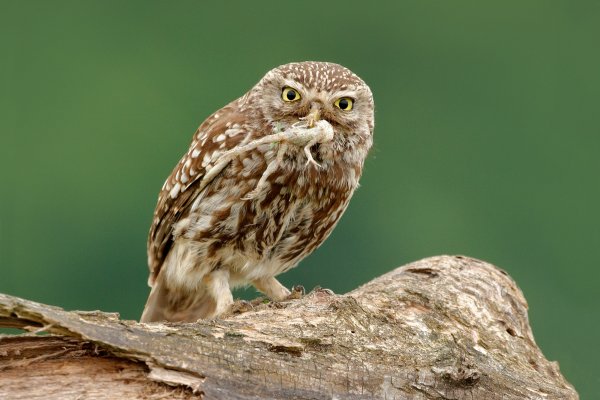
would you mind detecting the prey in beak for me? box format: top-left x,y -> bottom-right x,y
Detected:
302,103 -> 322,128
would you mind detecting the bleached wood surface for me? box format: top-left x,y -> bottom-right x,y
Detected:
0,256 -> 578,399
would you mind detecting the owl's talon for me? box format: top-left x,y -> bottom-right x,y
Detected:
286,285 -> 305,300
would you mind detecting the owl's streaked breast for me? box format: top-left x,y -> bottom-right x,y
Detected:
175,131 -> 363,276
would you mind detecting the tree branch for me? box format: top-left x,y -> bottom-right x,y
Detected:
0,256 -> 578,399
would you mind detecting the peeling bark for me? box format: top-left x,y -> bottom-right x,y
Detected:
0,256 -> 578,399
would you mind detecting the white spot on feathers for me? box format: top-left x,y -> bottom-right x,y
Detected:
201,153 -> 211,167
169,182 -> 181,199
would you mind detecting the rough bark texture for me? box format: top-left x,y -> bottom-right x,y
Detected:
0,256 -> 578,399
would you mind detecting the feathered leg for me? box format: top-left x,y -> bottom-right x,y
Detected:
141,239 -> 234,322
252,277 -> 291,301
141,268 -> 234,322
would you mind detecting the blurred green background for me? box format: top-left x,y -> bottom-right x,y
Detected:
1,1 -> 598,396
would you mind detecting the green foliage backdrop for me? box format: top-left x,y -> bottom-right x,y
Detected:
1,1 -> 598,396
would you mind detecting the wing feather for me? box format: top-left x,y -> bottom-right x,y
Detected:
146,100 -> 251,284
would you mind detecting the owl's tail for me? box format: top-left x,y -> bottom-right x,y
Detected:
140,270 -> 218,323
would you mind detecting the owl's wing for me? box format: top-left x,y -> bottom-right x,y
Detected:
147,100 -> 252,285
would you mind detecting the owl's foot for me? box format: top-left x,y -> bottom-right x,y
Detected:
252,277 -> 291,301
286,285 -> 305,300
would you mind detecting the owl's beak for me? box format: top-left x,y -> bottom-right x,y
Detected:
305,104 -> 321,128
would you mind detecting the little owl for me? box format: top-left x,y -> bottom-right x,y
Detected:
141,61 -> 374,322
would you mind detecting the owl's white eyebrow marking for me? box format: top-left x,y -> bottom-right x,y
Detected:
283,79 -> 302,92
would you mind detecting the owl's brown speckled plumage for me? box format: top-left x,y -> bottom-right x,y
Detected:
141,62 -> 374,322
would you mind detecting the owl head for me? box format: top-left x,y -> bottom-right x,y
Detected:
246,62 -> 374,139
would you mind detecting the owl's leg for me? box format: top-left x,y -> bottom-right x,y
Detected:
202,268 -> 234,318
252,277 -> 291,301
141,269 -> 233,322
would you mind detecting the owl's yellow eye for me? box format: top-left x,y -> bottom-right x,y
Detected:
334,97 -> 354,111
282,87 -> 301,102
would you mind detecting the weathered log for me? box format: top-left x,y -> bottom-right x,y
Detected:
0,256 -> 578,399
